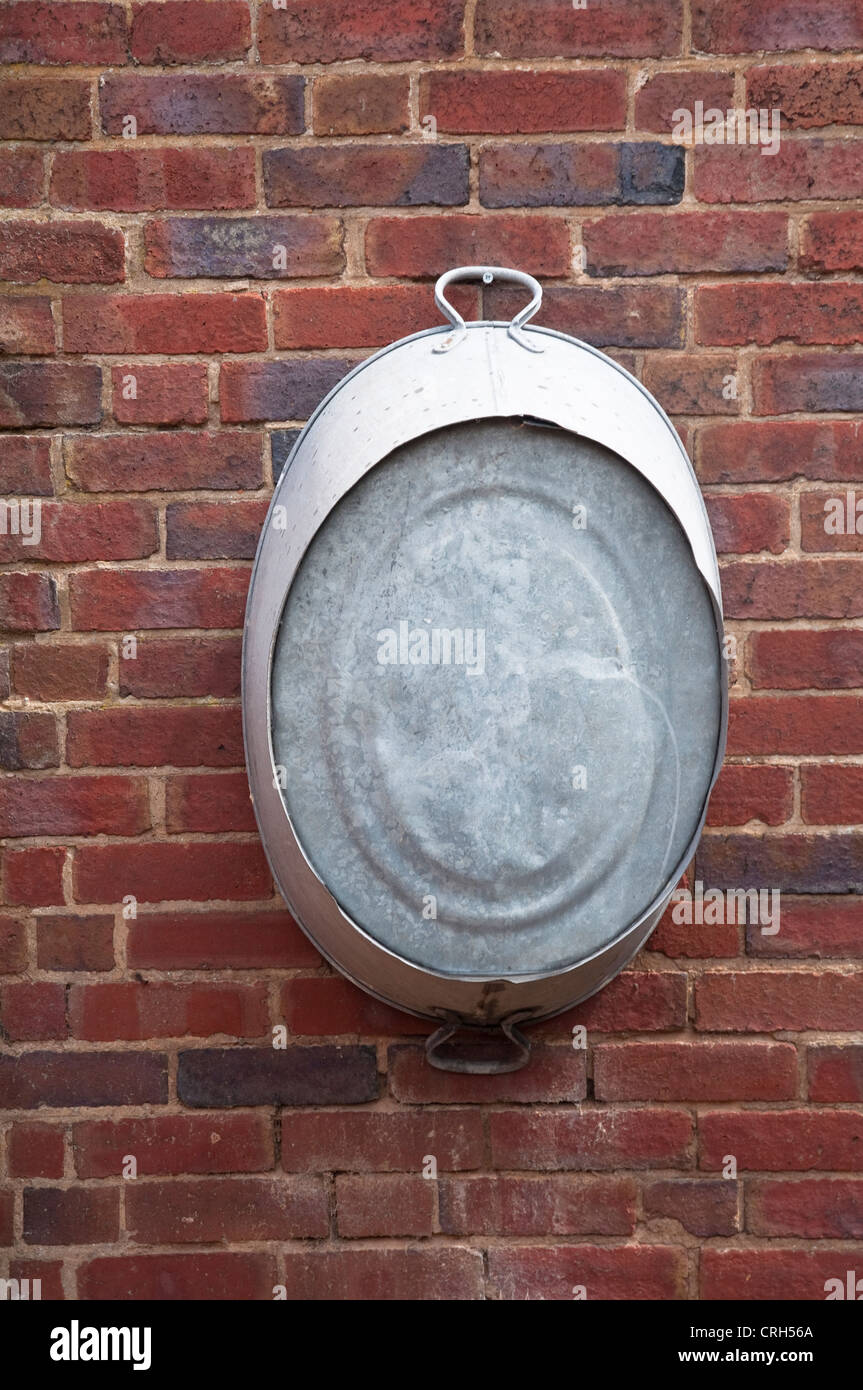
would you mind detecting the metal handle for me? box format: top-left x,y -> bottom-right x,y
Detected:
425,1010 -> 535,1074
433,265 -> 544,354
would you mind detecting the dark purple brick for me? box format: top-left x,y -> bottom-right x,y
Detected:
264,144 -> 469,208
144,215 -> 344,279
480,141 -> 684,208
698,833 -> 863,894
177,1046 -> 379,1107
220,359 -> 353,423
101,74 -> 304,136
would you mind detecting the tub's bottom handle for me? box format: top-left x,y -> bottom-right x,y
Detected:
425,1010 -> 535,1074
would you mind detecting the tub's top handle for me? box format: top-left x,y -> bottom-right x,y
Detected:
433,264 -> 544,354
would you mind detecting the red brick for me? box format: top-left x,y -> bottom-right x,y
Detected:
313,75 -> 408,136
698,420 -> 863,485
111,364 -> 208,425
748,61 -> 863,130
23,1187 -> 118,1246
595,1041 -> 797,1101
730,694 -> 863,752
707,764 -> 793,826
165,499 -> 267,560
264,144 -> 469,208
489,1244 -> 686,1301
533,970 -> 687,1037
119,636 -> 242,698
67,431 -> 263,492
78,1251 -> 275,1300
749,1177 -> 863,1238
8,1122 -> 65,1179
73,1113 -> 273,1179
0,363 -> 101,428
282,977 -> 430,1039
650,900 -> 739,958
802,765 -> 863,824
69,567 -> 248,631
0,298 -> 55,354
287,1248 -> 484,1301
165,771 -> 256,833
144,214 -> 344,279
0,499 -> 157,564
0,437 -> 53,495
63,292 -> 265,355
643,354 -> 739,417
0,914 -> 28,972
709,493 -> 791,554
700,1108 -> 863,1172
490,282 -> 684,348
51,148 -> 255,212
722,561 -> 863,620
0,775 -> 150,838
0,77 -> 90,141
584,209 -> 788,276
753,353 -> 863,415
37,915 -> 115,972
334,1174 -> 434,1238
11,642 -> 110,701
131,1 -> 251,64
0,573 -> 59,632
748,896 -> 863,958
73,840 -> 270,904
219,359 -> 352,424
0,149 -> 44,208
635,70 -> 735,131
101,74 -> 304,136
1,981 -> 66,1040
67,706 -> 244,768
5,977 -> 62,1041
421,69 -> 626,134
0,1049 -> 166,1108
808,1045 -> 863,1101
69,981 -> 268,1041
128,908 -> 319,970
365,213 -> 571,278
692,0 -> 863,55
273,284 -> 477,350
258,0 -> 464,63
388,1042 -> 587,1103
490,1107 -> 694,1171
0,2 -> 128,64
281,1111 -> 483,1173
697,969 -> 863,1032
480,141 -> 683,208
439,1175 -> 636,1236
643,1179 -> 738,1237
9,1259 -> 64,1300
476,0 -> 682,58
694,141 -> 863,203
0,711 -> 59,768
703,1247 -> 863,1300
801,211 -> 863,272
2,845 -> 65,906
803,489 -> 863,554
127,1176 -> 326,1243
699,282 -> 863,347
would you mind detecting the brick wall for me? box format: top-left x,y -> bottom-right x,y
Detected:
1,0 -> 862,1302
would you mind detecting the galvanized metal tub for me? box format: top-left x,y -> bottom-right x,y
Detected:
243,266 -> 727,1071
